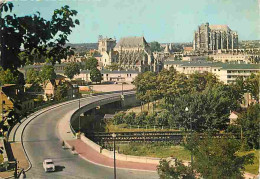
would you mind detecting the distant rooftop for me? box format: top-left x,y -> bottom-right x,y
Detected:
115,36 -> 148,48
209,24 -> 231,31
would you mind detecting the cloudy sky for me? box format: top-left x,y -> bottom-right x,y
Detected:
8,0 -> 260,43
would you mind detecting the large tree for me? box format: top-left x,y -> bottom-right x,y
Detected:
150,41 -> 162,52
237,104 -> 260,149
25,69 -> 40,84
85,57 -> 98,70
40,65 -> 56,82
64,62 -> 80,79
169,85 -> 238,131
185,135 -> 254,179
90,68 -> 102,83
0,67 -> 24,85
187,71 -> 219,92
0,2 -> 79,69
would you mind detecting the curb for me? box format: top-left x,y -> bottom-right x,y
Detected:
63,140 -> 157,173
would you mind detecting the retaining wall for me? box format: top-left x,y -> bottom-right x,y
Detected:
80,134 -> 160,165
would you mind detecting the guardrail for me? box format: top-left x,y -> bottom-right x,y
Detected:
70,91 -> 135,136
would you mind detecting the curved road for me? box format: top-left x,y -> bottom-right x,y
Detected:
21,93 -> 158,179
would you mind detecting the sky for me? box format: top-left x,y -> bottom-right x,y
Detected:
6,0 -> 260,43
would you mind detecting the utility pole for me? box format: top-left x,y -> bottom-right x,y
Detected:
112,133 -> 117,179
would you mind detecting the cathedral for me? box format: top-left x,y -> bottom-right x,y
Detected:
113,36 -> 152,72
193,22 -> 238,52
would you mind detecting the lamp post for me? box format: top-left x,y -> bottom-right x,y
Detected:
112,133 -> 117,179
121,82 -> 123,95
185,107 -> 193,165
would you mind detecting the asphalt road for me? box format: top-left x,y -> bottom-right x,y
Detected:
22,94 -> 159,179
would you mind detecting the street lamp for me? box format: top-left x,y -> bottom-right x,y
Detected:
112,133 -> 117,179
185,107 -> 193,165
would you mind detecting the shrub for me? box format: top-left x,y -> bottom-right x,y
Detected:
124,112 -> 136,125
113,112 -> 126,125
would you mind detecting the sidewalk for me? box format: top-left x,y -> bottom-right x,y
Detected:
66,139 -> 157,172
0,142 -> 29,178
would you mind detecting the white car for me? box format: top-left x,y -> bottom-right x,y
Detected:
43,159 -> 55,172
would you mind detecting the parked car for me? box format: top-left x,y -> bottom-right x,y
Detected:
43,159 -> 55,172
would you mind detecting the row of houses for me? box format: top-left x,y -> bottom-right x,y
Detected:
164,60 -> 259,84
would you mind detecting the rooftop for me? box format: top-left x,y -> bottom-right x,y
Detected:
114,36 -> 148,48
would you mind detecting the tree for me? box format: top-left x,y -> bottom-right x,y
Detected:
90,68 -> 102,83
157,67 -> 188,102
1,3 -> 79,69
157,159 -> 195,179
64,62 -> 80,79
54,84 -> 67,101
113,112 -> 126,125
0,67 -> 19,85
185,135 -> 254,179
237,104 -> 260,149
245,73 -> 259,102
150,41 -> 161,52
187,72 -> 219,92
85,57 -> 98,70
40,65 -> 56,82
155,110 -> 171,126
133,71 -> 158,107
169,85 -> 238,131
124,112 -> 136,125
25,69 -> 40,84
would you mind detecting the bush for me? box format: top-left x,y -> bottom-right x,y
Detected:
145,113 -> 156,126
155,109 -> 171,126
135,111 -> 148,126
113,112 -> 126,125
124,112 -> 136,125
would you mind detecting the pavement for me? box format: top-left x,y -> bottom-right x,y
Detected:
66,139 -> 157,172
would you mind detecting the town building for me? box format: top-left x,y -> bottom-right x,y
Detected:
0,85 -> 34,118
164,60 -> 260,84
97,37 -> 118,67
193,22 -> 238,52
209,54 -> 257,64
43,79 -> 79,100
73,69 -> 139,84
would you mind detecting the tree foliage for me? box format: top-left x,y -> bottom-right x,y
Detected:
40,65 -> 56,82
54,83 -> 67,101
0,3 -> 80,70
26,69 -> 40,84
90,68 -> 102,83
237,104 -> 260,149
85,57 -> 98,70
169,85 -> 238,131
64,62 -> 80,79
150,41 -> 162,52
185,135 -> 254,179
157,159 -> 195,179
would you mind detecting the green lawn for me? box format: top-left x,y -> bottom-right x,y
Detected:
237,150 -> 259,175
117,143 -> 191,161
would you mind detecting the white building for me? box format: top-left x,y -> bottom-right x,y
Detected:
164,61 -> 260,84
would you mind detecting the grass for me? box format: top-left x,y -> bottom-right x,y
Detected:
117,143 -> 191,161
237,149 -> 259,175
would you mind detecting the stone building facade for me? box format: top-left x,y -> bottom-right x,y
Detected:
97,37 -> 118,67
113,36 -> 152,72
193,22 -> 238,52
